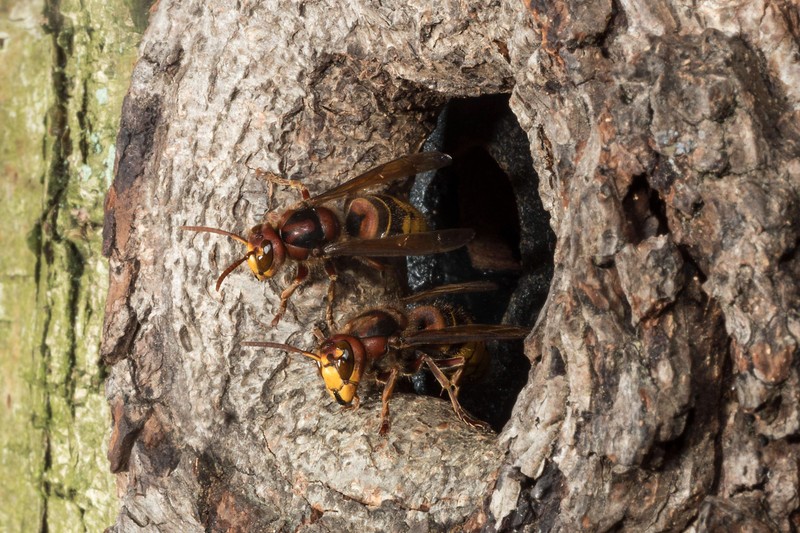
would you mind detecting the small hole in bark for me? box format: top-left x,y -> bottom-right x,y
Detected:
622,174 -> 669,244
406,94 -> 556,430
678,245 -> 708,283
754,392 -> 783,422
778,236 -> 799,265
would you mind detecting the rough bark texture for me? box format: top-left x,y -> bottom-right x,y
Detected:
102,0 -> 799,531
0,0 -> 144,530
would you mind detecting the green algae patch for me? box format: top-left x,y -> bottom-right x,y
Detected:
0,0 -> 146,530
0,2 -> 53,529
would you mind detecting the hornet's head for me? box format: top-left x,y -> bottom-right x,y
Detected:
240,336 -> 366,407
243,223 -> 286,281
315,335 -> 366,406
179,222 -> 286,289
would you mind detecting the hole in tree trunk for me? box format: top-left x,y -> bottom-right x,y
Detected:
405,94 -> 556,430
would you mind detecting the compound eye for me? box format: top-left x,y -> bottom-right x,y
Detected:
253,241 -> 274,275
333,341 -> 354,380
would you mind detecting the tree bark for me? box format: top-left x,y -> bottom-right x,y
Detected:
102,0 -> 800,531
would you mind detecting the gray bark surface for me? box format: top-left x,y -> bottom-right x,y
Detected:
102,0 -> 800,531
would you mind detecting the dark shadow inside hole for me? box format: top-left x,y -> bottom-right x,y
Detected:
621,173 -> 670,244
404,94 -> 556,430
457,149 -> 522,271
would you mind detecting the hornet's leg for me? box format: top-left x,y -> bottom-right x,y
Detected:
272,263 -> 310,327
420,354 -> 491,432
359,257 -> 389,271
323,260 -> 338,331
312,326 -> 326,341
415,354 -> 465,397
431,358 -> 465,398
379,367 -> 400,436
254,168 -> 311,204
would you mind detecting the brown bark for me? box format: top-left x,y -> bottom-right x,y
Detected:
102,0 -> 800,531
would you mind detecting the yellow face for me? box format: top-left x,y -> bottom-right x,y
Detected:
244,224 -> 284,280
245,241 -> 275,280
318,340 -> 361,405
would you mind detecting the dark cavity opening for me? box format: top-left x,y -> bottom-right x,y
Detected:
406,94 -> 556,431
621,173 -> 669,244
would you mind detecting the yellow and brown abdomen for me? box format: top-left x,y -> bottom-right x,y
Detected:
406,304 -> 489,382
345,194 -> 428,240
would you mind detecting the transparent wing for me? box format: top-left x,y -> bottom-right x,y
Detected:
308,152 -> 452,205
395,324 -> 529,348
400,281 -> 499,304
322,228 -> 474,258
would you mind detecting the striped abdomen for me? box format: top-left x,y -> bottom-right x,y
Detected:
345,194 -> 428,240
406,304 -> 489,382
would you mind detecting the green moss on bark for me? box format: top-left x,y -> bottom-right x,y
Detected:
0,0 -> 147,530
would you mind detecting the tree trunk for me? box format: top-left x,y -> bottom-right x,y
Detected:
102,0 -> 800,531
0,0 -> 145,530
